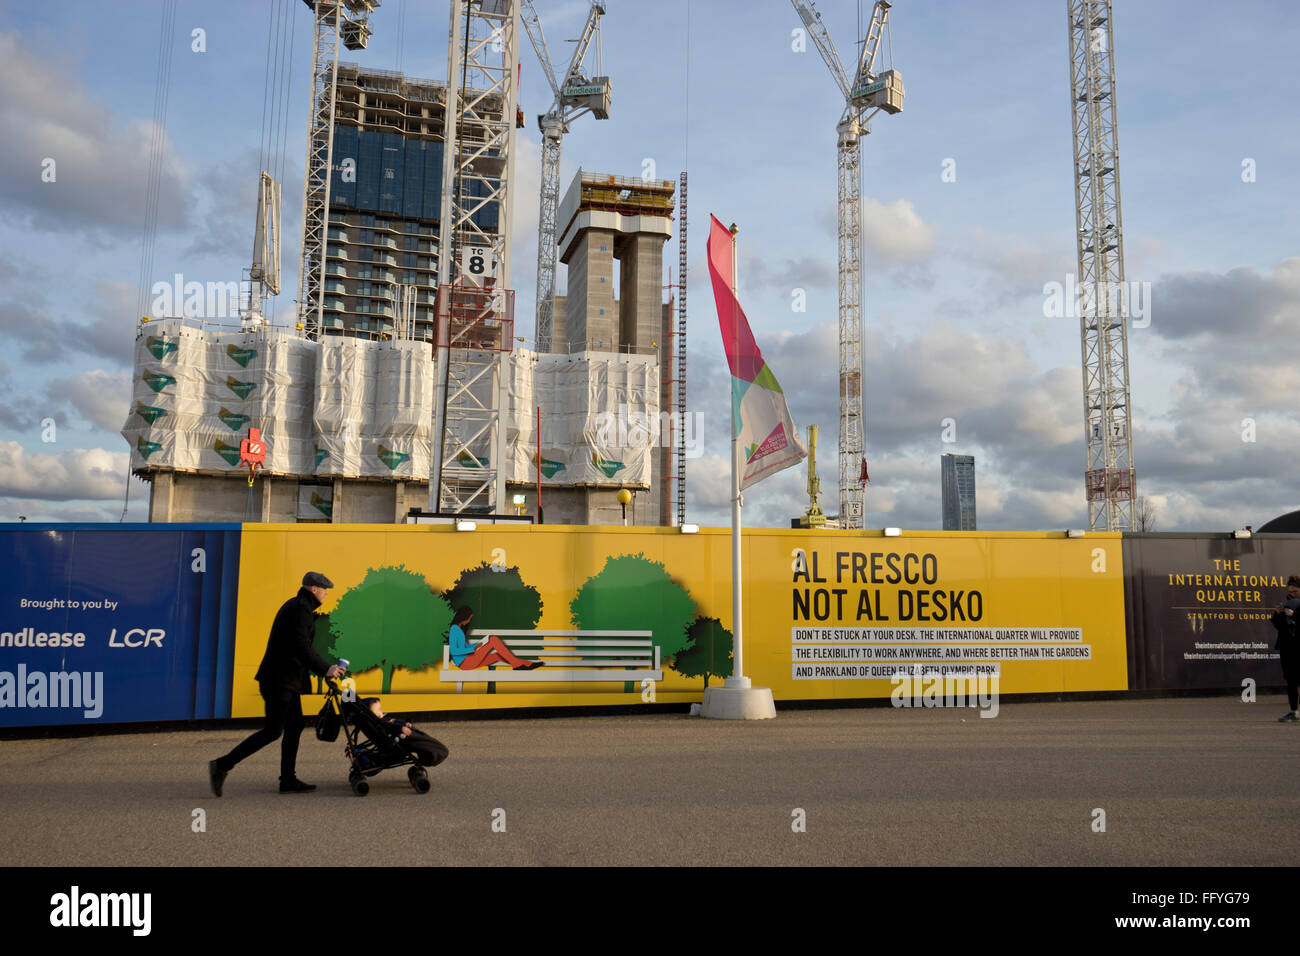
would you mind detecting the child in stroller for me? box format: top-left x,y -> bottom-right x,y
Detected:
322,680 -> 449,796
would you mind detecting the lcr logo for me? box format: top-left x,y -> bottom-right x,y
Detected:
108,628 -> 166,648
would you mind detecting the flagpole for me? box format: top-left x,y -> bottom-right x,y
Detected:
728,223 -> 748,689
700,214 -> 777,720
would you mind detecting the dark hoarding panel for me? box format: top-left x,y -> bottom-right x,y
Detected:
1123,534 -> 1299,691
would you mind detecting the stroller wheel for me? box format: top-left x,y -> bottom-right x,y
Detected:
349,772 -> 370,797
408,766 -> 431,794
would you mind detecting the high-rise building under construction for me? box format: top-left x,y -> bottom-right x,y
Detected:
320,64 -> 497,342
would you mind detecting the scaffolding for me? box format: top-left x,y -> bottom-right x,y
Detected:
669,172 -> 688,525
1069,0 -> 1135,530
431,0 -> 520,516
298,0 -> 378,342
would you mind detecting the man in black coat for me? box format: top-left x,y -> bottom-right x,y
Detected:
209,572 -> 345,795
1272,575 -> 1300,723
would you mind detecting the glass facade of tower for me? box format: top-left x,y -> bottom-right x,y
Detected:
316,64 -> 499,341
942,453 -> 976,530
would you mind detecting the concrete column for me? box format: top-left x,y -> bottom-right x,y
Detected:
259,475 -> 272,523
148,471 -> 174,523
618,233 -> 664,352
551,295 -> 568,354
332,478 -> 344,524
562,228 -> 616,352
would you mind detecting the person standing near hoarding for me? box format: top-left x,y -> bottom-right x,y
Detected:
1271,575 -> 1300,723
208,572 -> 346,794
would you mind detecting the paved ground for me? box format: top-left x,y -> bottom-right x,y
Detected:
2,695 -> 1297,866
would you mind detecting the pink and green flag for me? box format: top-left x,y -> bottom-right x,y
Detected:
707,215 -> 807,490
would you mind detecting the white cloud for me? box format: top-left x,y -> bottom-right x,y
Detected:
46,369 -> 132,433
0,442 -> 127,501
0,32 -> 189,235
861,196 -> 935,264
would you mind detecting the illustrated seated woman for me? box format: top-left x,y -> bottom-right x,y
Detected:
447,606 -> 542,670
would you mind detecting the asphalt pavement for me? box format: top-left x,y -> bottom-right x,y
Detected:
2,695 -> 1296,866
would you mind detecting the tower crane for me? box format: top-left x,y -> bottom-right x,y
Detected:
519,0 -> 611,352
790,0 -> 902,530
242,171 -> 282,329
297,0 -> 378,341
1068,0 -> 1135,530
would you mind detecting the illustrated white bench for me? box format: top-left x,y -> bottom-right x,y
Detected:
439,629 -> 660,691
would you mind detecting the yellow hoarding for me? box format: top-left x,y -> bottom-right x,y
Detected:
231,525 -> 1128,717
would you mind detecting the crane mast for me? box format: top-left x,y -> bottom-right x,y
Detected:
297,0 -> 377,341
790,0 -> 902,531
430,0 -> 521,517
243,171 -> 283,328
519,1 -> 611,352
1068,0 -> 1134,530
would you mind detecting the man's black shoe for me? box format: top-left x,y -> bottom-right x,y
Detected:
279,778 -> 317,793
209,760 -> 227,798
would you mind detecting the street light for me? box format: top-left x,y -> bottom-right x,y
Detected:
617,488 -> 633,526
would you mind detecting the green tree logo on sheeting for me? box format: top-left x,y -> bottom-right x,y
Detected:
532,452 -> 564,478
213,440 -> 242,466
455,450 -> 485,468
310,491 -> 332,518
145,336 -> 176,360
136,437 -> 162,460
315,445 -> 330,467
143,370 -> 175,393
378,445 -> 410,470
226,345 -> 256,367
135,402 -> 166,425
570,554 -> 696,689
218,407 -> 249,431
327,566 -> 452,693
591,453 -> 624,478
226,376 -> 256,400
673,617 -> 734,688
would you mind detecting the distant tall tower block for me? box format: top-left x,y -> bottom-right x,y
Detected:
941,453 -> 977,531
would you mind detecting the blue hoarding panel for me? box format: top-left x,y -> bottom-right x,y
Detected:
0,525 -> 241,727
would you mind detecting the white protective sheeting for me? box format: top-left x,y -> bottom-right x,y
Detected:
122,320 -> 433,479
507,349 -> 659,487
313,337 -> 434,478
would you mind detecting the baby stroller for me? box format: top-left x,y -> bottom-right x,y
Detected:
318,679 -> 445,796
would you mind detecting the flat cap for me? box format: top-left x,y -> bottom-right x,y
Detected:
302,571 -> 334,589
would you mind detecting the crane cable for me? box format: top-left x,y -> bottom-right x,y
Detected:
256,0 -> 298,325
124,0 -> 178,522
396,0 -> 407,75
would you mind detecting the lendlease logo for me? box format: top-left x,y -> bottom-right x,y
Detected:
0,666 -> 103,718
50,886 -> 151,936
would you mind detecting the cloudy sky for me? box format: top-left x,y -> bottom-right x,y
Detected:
0,0 -> 1296,530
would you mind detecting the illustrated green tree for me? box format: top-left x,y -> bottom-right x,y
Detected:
327,565 -> 452,693
442,563 -> 544,639
673,616 -> 734,688
569,554 -> 697,690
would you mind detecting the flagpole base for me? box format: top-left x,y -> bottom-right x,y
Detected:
700,681 -> 776,720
